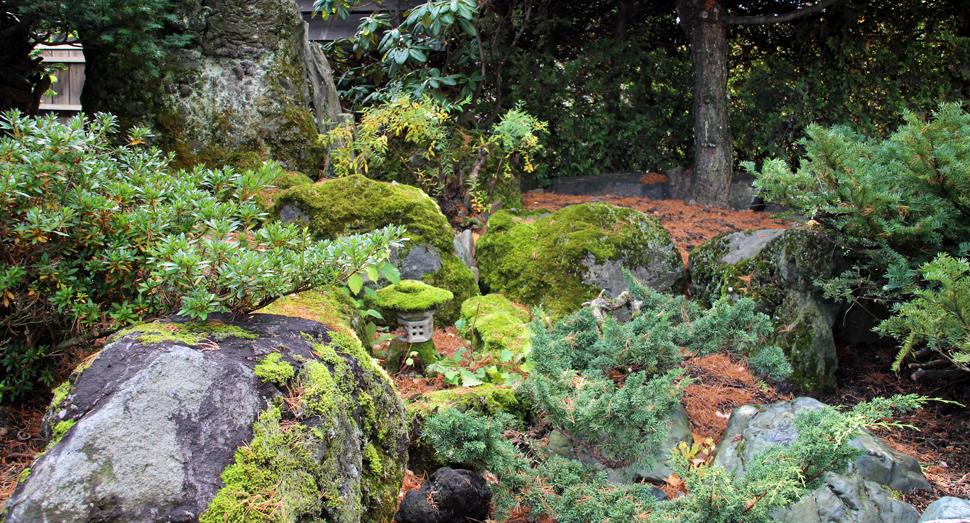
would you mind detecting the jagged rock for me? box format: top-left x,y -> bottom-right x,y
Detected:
689,226 -> 841,391
772,471 -> 920,523
394,467 -> 491,523
272,175 -> 479,325
3,314 -> 407,523
477,203 -> 686,320
918,496 -> 970,522
713,397 -> 931,494
81,0 -> 341,173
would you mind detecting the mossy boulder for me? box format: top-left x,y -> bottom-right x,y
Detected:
80,0 -> 342,173
476,203 -> 686,320
271,175 -> 478,325
459,294 -> 532,355
4,314 -> 407,523
688,226 -> 840,391
404,385 -> 532,475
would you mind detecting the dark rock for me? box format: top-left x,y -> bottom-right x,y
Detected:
394,467 -> 491,523
545,172 -> 672,200
5,314 -> 408,523
400,245 -> 443,281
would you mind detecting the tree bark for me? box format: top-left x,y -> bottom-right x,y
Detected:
678,0 -> 732,207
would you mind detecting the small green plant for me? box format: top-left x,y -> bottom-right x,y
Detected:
426,345 -> 528,387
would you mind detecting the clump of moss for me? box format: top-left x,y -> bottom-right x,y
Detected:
372,280 -> 454,312
459,295 -> 531,354
254,353 -> 296,386
50,420 -> 76,446
114,323 -> 204,346
187,322 -> 259,341
17,467 -> 31,483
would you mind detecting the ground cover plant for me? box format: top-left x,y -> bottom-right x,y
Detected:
0,111 -> 405,402
423,280 -> 928,522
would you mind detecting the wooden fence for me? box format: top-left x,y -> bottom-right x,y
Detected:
37,44 -> 85,123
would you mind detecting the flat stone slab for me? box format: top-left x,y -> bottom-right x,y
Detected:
546,172 -> 671,200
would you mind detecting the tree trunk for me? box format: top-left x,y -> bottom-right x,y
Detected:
678,0 -> 732,207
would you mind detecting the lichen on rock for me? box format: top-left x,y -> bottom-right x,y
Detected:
476,202 -> 685,319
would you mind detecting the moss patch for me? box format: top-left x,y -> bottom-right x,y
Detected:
254,353 -> 296,386
50,420 -> 76,447
477,203 -> 683,320
459,294 -> 532,354
372,280 -> 454,312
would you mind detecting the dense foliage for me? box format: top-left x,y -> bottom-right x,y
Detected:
324,96 -> 545,220
424,294 -> 926,522
749,103 -> 970,378
0,112 -> 405,401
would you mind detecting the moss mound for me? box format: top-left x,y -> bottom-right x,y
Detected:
270,175 -> 478,325
476,203 -> 685,319
459,295 -> 532,354
373,280 -> 454,312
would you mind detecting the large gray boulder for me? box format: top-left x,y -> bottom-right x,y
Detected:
688,227 -> 840,391
713,397 -> 931,494
918,496 -> 970,523
477,203 -> 686,320
81,0 -> 341,173
2,314 -> 407,523
773,471 -> 921,523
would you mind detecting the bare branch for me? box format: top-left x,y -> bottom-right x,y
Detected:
727,0 -> 841,26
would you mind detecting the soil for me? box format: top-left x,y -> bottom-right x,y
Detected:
2,194 -> 968,517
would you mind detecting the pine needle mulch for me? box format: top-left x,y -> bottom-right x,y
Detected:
0,403 -> 46,504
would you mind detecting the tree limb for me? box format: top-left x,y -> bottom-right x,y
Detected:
727,0 -> 841,26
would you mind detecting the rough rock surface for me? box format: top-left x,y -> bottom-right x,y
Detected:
688,226 -> 841,391
271,175 -> 478,325
81,0 -> 341,173
3,314 -> 407,523
477,203 -> 685,319
713,397 -> 931,494
918,496 -> 970,522
546,404 -> 693,484
773,471 -> 921,523
394,467 -> 491,523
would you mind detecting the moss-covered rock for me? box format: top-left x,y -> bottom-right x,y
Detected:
687,226 -> 840,391
476,203 -> 686,320
459,294 -> 532,354
6,314 -> 407,523
80,0 -> 342,173
271,175 -> 478,325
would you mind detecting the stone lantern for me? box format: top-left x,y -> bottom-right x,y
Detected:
372,280 -> 453,372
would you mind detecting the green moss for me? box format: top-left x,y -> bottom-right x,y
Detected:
274,170 -> 314,189
50,381 -> 71,410
271,176 -> 479,326
187,322 -> 259,341
459,294 -> 532,354
372,280 -> 454,312
363,443 -> 383,476
325,331 -> 391,387
17,467 -> 30,483
384,338 -> 438,374
254,353 -> 296,386
477,203 -> 682,319
50,420 -> 76,446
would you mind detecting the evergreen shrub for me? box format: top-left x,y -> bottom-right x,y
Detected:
0,112 -> 405,402
748,103 -> 970,376
423,283 -> 926,522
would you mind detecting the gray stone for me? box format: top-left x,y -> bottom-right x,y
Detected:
688,227 -> 841,391
453,229 -> 478,282
918,496 -> 970,522
4,314 -> 408,523
545,172 -> 672,199
400,245 -> 443,281
278,203 -> 310,225
773,472 -> 920,523
713,398 -> 931,494
81,0 -> 341,173
728,173 -> 758,211
720,229 -> 786,265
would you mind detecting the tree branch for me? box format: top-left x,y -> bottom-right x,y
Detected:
727,0 -> 841,26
